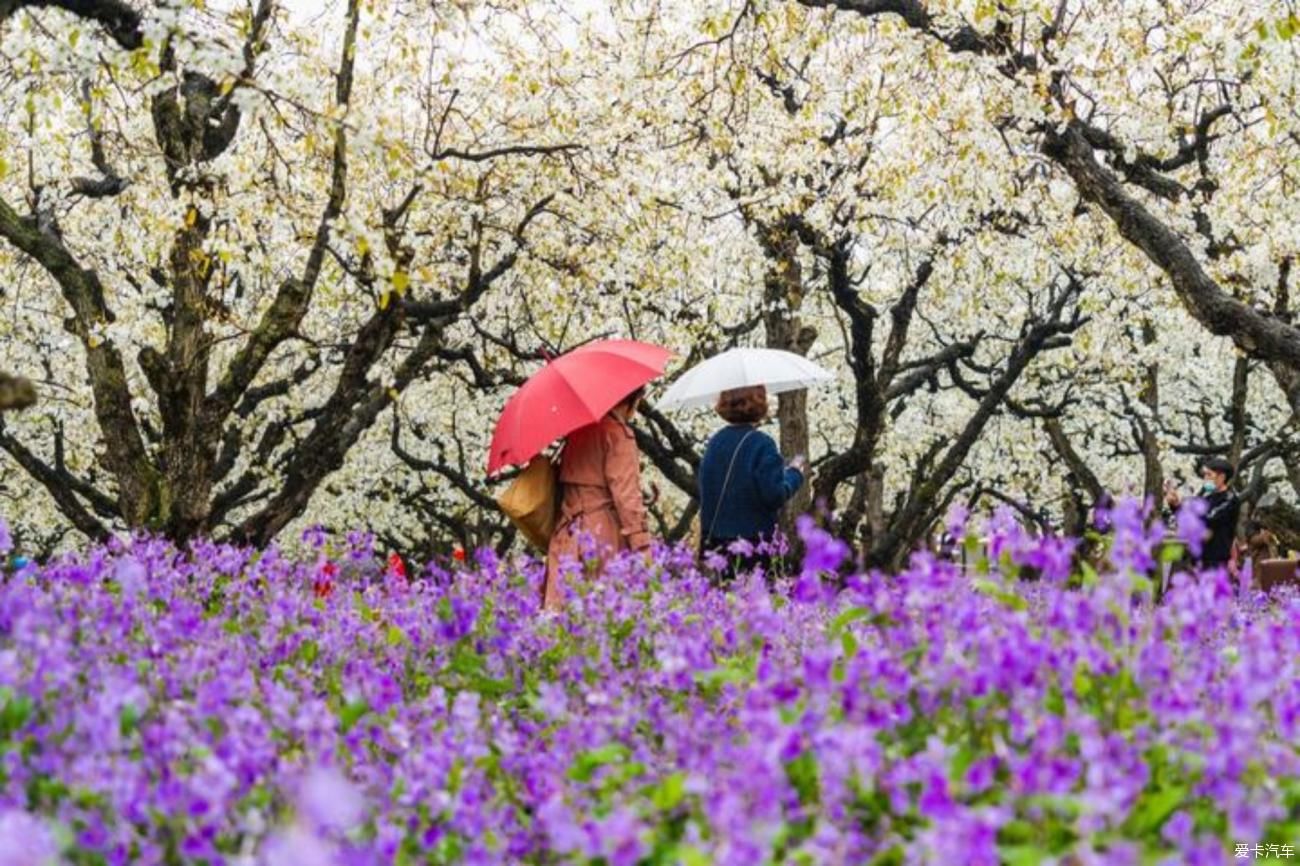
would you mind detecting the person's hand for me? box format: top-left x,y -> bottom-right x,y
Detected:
1163,487 -> 1180,509
789,454 -> 808,473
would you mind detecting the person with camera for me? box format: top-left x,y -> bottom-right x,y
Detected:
1164,457 -> 1241,569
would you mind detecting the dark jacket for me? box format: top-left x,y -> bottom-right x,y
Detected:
698,424 -> 803,542
1200,488 -> 1240,566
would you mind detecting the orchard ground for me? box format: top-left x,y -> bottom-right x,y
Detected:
0,503 -> 1298,865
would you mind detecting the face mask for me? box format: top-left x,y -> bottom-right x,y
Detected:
1201,481 -> 1217,495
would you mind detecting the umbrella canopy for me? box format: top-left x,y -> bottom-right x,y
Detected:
486,339 -> 672,475
657,347 -> 834,411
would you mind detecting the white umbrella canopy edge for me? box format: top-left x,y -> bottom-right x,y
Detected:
657,347 -> 835,411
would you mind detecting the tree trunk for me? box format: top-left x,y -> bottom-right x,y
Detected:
1228,355 -> 1250,469
758,223 -> 817,538
1138,319 -> 1163,503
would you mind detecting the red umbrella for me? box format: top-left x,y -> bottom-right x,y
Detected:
487,339 -> 672,475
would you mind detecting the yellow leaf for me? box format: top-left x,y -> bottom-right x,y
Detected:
391,271 -> 410,294
184,207 -> 197,228
379,290 -> 391,310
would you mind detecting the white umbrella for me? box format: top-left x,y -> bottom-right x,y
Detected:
656,347 -> 835,411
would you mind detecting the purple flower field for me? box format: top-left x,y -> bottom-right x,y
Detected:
0,509 -> 1298,865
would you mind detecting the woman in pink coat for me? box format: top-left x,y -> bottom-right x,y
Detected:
542,387 -> 652,610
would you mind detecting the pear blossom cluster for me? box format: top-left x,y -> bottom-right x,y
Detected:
0,505 -> 1296,865
2,0 -> 1297,554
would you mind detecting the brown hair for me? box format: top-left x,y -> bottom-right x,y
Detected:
715,385 -> 768,424
616,386 -> 646,413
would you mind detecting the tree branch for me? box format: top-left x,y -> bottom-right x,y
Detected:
1041,122 -> 1300,392
1,0 -> 143,50
0,420 -> 112,539
206,0 -> 362,428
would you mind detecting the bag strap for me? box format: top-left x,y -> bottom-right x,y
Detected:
707,428 -> 756,543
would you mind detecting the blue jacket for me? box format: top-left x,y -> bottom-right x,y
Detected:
698,424 -> 803,542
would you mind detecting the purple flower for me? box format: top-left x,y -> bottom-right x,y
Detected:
0,509 -> 1294,866
1014,535 -> 1077,581
965,757 -> 998,794
945,504 -> 970,541
538,797 -> 587,854
299,766 -> 364,833
535,682 -> 568,720
261,825 -> 336,866
594,807 -> 646,866
1103,498 -> 1164,574
797,515 -> 849,576
115,556 -> 147,598
726,538 -> 755,558
1161,810 -> 1195,847
301,524 -> 328,549
1175,497 -> 1208,559
0,809 -> 59,866
791,571 -> 825,603
984,506 -> 1025,560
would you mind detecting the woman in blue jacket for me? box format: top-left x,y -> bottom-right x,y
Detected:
698,385 -> 806,582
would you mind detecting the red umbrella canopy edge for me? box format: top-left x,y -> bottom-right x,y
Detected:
486,339 -> 673,476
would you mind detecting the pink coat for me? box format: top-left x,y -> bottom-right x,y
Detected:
542,415 -> 651,610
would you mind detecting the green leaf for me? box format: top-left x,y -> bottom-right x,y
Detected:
1044,684 -> 1066,716
998,819 -> 1036,845
650,772 -> 687,812
0,690 -> 33,741
338,699 -> 369,733
447,757 -> 464,794
296,639 -> 319,665
467,673 -> 513,699
610,617 -> 637,644
672,845 -> 712,866
998,845 -> 1048,866
1079,561 -> 1099,588
973,578 -> 1027,611
1073,666 -> 1093,699
828,606 -> 872,637
1124,784 -> 1186,836
27,774 -> 69,810
785,751 -> 819,806
692,658 -> 753,699
868,845 -> 905,866
950,744 -> 978,788
119,704 -> 140,738
568,743 -> 629,783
